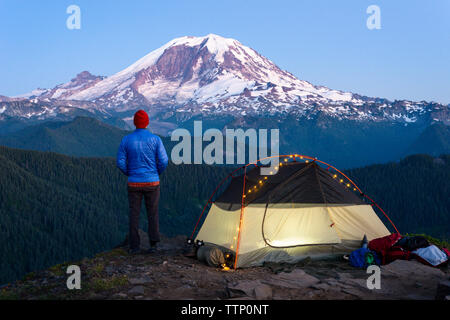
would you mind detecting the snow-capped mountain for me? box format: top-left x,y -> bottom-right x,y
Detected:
16,71 -> 105,101
19,35 -> 355,106
2,34 -> 449,126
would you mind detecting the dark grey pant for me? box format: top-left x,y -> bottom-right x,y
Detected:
128,185 -> 160,250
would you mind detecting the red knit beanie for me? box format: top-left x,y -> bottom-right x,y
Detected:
133,110 -> 149,129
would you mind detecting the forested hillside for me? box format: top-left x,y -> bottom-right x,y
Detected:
345,154 -> 450,240
403,123 -> 450,157
0,146 -> 230,284
0,117 -> 129,157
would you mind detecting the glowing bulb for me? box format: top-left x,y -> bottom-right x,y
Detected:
284,158 -> 288,162
264,177 -> 268,180
346,184 -> 350,187
333,174 -> 337,178
305,160 -> 309,163
270,171 -> 273,174
248,189 -> 251,193
340,179 -> 343,183
289,155 -> 293,158
259,180 -> 262,184
279,163 -> 283,167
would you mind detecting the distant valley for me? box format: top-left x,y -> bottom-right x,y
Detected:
0,116 -> 449,168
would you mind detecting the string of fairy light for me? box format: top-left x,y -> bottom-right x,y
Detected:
229,154 -> 363,257
241,154 -> 359,199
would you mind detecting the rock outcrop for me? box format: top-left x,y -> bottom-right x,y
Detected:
1,232 -> 448,300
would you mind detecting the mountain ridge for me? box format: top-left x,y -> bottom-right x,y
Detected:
404,123 -> 450,157
2,116 -> 450,169
0,116 -> 129,157
1,34 -> 448,127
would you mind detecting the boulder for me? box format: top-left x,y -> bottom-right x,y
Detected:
128,285 -> 145,295
227,280 -> 261,298
341,288 -> 364,298
311,283 -> 330,291
254,284 -> 273,300
435,280 -> 450,300
227,281 -> 273,299
381,260 -> 445,279
263,269 -> 320,289
105,266 -> 115,275
129,276 -> 153,285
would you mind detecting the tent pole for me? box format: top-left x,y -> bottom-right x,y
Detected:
234,165 -> 250,269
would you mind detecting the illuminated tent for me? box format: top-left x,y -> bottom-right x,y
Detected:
193,156 -> 393,268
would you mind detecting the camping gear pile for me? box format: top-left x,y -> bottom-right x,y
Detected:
349,233 -> 450,268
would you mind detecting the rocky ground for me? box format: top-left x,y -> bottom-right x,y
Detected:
1,232 -> 449,300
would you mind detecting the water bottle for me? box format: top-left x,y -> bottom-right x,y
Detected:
362,234 -> 368,249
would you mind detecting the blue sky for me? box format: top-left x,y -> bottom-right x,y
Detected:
0,0 -> 449,103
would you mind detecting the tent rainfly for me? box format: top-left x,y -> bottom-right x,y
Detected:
193,155 -> 395,269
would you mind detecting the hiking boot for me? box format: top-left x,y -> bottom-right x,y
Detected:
128,248 -> 141,255
146,242 -> 159,254
146,247 -> 157,254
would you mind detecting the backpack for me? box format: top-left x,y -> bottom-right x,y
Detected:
396,236 -> 429,251
368,233 -> 402,264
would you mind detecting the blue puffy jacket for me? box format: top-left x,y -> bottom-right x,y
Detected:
116,129 -> 169,183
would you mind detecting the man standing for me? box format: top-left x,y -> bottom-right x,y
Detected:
117,110 -> 168,254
